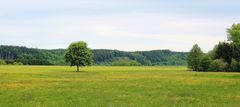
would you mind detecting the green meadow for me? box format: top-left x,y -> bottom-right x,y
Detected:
0,66 -> 240,107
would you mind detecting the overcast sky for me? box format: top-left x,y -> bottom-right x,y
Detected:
0,0 -> 239,52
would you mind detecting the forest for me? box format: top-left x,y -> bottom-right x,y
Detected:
0,45 -> 187,66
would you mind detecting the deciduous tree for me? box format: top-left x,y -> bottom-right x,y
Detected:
187,44 -> 204,71
64,41 -> 93,71
227,23 -> 240,43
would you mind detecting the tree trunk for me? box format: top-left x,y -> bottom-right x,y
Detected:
77,65 -> 79,72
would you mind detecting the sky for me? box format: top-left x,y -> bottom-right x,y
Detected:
0,0 -> 239,52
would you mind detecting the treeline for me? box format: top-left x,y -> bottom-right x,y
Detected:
0,46 -> 187,66
0,46 -> 66,65
188,23 -> 240,72
93,49 -> 187,66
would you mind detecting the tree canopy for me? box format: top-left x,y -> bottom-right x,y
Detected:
187,44 -> 204,71
0,45 -> 187,66
188,23 -> 240,72
227,23 -> 240,43
64,41 -> 93,71
111,57 -> 142,66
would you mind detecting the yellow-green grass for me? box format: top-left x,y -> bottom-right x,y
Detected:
0,66 -> 240,107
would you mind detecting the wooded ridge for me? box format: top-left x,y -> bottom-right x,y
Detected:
0,45 -> 187,66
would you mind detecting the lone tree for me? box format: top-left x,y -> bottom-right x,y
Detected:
227,23 -> 240,43
187,44 -> 204,71
64,41 -> 93,71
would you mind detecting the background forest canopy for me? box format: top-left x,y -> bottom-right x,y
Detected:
0,46 -> 187,66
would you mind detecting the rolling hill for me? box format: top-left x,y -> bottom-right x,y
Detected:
0,45 -> 188,66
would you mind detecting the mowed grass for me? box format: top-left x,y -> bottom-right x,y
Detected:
0,66 -> 240,107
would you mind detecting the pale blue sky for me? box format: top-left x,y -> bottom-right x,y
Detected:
0,0 -> 239,52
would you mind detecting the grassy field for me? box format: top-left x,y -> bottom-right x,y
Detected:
0,66 -> 239,107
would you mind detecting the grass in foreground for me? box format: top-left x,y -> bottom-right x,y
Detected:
0,66 -> 239,107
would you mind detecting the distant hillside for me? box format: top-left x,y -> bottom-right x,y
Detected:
92,49 -> 187,65
0,45 -> 188,65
